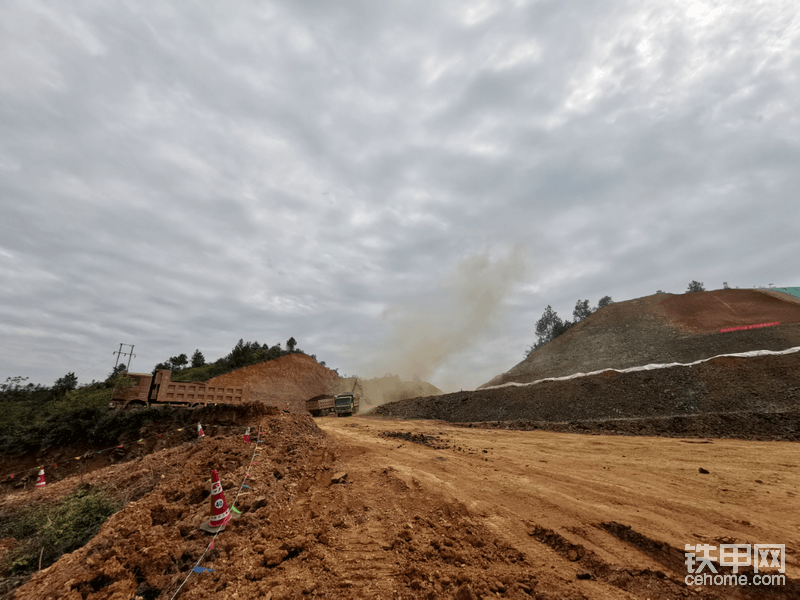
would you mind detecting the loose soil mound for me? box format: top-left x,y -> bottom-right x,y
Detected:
374,352 -> 800,440
207,354 -> 339,411
481,289 -> 800,388
9,413 -> 537,600
380,431 -> 450,449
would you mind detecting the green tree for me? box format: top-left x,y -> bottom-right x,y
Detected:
169,353 -> 189,370
572,299 -> 592,322
528,305 -> 572,354
597,295 -> 613,309
104,364 -> 127,388
687,281 -> 705,293
52,372 -> 78,399
286,337 -> 297,352
190,349 -> 205,368
226,339 -> 252,369
723,282 -> 730,289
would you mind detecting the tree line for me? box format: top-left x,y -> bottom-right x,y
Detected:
151,337 -> 331,382
525,296 -> 613,357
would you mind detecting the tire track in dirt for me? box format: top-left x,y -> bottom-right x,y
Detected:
320,417 -> 800,599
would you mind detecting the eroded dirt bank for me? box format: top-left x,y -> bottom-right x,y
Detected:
7,413 -> 799,599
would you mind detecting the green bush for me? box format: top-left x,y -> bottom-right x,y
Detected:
0,386 -> 113,456
0,486 -> 120,576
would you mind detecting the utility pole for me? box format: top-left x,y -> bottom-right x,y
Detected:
113,344 -> 136,372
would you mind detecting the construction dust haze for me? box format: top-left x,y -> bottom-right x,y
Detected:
360,246 -> 529,394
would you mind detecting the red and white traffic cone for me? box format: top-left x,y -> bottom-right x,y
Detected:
35,467 -> 46,489
284,402 -> 289,413
197,422 -> 205,438
243,427 -> 250,444
199,469 -> 239,533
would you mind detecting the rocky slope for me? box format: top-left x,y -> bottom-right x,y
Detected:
481,289 -> 800,388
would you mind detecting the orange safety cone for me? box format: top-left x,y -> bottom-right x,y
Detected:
243,427 -> 250,444
199,469 -> 239,533
197,422 -> 205,438
35,467 -> 46,489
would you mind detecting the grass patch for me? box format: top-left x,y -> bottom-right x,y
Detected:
0,485 -> 120,577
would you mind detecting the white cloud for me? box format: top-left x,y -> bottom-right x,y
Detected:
0,0 -> 798,389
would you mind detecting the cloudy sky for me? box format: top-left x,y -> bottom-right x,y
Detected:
1,1 -> 798,392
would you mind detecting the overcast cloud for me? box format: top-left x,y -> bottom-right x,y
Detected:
1,0 -> 798,392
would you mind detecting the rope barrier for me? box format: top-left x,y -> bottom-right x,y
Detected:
169,425 -> 263,599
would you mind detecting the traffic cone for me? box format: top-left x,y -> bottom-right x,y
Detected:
243,427 -> 250,444
197,422 -> 205,438
284,402 -> 289,413
199,469 -> 239,533
35,467 -> 46,489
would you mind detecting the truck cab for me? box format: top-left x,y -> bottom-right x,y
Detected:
334,393 -> 359,417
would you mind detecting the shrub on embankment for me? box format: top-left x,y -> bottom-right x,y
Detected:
0,485 -> 120,578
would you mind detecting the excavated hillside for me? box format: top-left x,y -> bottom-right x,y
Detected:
372,351 -> 800,440
374,289 -> 800,440
205,357 -> 442,413
480,289 -> 800,388
206,354 -> 339,411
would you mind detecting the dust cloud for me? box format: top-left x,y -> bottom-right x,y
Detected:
360,245 -> 529,394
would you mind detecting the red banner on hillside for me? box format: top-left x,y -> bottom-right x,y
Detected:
719,321 -> 780,333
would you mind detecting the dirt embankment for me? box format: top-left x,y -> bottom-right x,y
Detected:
204,358 -> 441,412
0,404 -> 278,495
482,290 -> 800,388
374,352 -> 800,440
207,354 -> 339,410
8,414 -> 538,600
6,412 -> 799,599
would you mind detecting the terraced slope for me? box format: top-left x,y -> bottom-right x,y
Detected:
481,289 -> 800,388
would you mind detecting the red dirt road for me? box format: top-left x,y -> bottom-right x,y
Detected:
320,416 -> 800,599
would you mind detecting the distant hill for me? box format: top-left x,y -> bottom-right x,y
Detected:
184,355 -> 442,412
480,289 -> 800,388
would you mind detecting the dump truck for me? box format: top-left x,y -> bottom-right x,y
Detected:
305,393 -> 359,417
306,378 -> 362,417
305,394 -> 336,417
110,370 -> 250,409
333,392 -> 359,416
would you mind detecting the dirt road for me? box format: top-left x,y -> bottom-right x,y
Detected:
318,416 -> 800,599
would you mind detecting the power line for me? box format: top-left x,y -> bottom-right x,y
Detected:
112,344 -> 136,371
